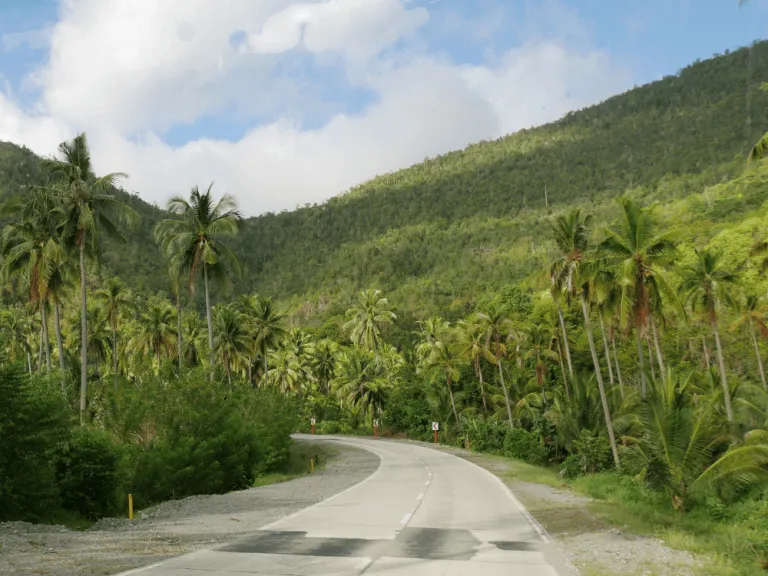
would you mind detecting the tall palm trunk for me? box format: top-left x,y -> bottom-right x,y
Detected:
176,291 -> 183,370
702,335 -> 711,370
37,323 -> 43,372
580,292 -> 621,467
225,352 -> 232,389
650,315 -> 666,376
54,301 -> 65,371
79,239 -> 88,419
611,333 -> 625,398
635,329 -> 647,398
599,316 -> 615,388
556,340 -> 570,400
112,323 -> 118,388
497,359 -> 514,430
41,304 -> 51,371
203,264 -> 214,375
711,315 -> 735,424
749,317 -> 767,390
646,336 -> 656,380
556,299 -> 574,377
27,351 -> 32,374
476,358 -> 488,412
446,374 -> 460,427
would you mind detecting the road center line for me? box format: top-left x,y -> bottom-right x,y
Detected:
416,493 -> 424,501
400,512 -> 412,524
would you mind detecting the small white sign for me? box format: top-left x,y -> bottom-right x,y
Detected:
431,422 -> 439,431
373,419 -> 380,427
310,418 -> 316,425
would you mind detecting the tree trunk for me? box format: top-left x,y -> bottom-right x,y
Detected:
447,374 -> 460,427
611,333 -> 625,398
497,360 -> 515,430
702,335 -> 711,370
650,315 -> 666,376
477,359 -> 488,412
156,346 -> 161,375
37,323 -> 43,373
635,329 -> 647,398
711,316 -> 735,424
556,340 -> 570,400
749,317 -> 767,390
79,240 -> 88,420
203,264 -> 215,377
41,303 -> 51,371
556,299 -> 574,377
580,293 -> 621,467
599,316 -> 615,388
27,351 -> 32,374
646,336 -> 656,380
176,291 -> 183,370
54,301 -> 65,371
225,352 -> 232,389
112,323 -> 118,388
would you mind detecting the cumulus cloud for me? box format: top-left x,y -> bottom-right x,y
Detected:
0,0 -> 632,215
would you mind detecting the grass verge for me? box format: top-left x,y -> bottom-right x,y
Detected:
252,440 -> 338,488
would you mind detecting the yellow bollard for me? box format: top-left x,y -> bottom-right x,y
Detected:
310,458 -> 314,473
128,493 -> 134,520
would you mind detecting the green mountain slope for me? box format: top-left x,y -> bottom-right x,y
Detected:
2,41 -> 768,314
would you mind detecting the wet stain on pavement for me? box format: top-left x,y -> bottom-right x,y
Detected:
219,528 -> 536,562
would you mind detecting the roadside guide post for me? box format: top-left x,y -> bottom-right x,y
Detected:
128,493 -> 134,520
432,421 -> 439,444
373,419 -> 379,438
311,417 -> 316,435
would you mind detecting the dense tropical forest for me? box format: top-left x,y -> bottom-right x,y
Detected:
2,38 -> 768,573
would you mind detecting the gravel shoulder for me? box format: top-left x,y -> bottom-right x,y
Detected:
0,440 -> 379,576
388,439 -> 703,576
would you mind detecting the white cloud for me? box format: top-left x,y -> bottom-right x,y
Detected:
0,0 -> 632,216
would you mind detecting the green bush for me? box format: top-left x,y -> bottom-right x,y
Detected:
502,428 -> 547,465
559,430 -> 613,478
320,421 -> 340,434
57,427 -> 123,519
0,364 -> 69,522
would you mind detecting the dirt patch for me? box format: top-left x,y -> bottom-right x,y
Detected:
0,441 -> 379,576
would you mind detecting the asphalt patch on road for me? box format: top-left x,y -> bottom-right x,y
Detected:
219,528 -> 534,562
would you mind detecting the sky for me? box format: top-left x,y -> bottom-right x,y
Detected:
0,0 -> 766,216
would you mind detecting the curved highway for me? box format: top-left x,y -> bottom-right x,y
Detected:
120,436 -> 574,575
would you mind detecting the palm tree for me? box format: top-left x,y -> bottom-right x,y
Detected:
127,297 -> 177,373
0,306 -> 35,371
550,209 -> 621,467
313,339 -> 338,395
267,346 -> 302,394
95,277 -> 133,384
458,316 -> 490,412
182,311 -> 207,367
154,183 -> 242,372
332,347 -> 389,434
598,198 -> 677,398
252,296 -> 287,380
729,295 -> 768,390
44,133 -> 137,418
522,324 -> 558,388
343,289 -> 397,358
474,302 -> 517,429
416,317 -> 461,427
47,258 -> 71,372
213,303 -> 252,388
168,265 -> 184,370
679,248 -> 739,423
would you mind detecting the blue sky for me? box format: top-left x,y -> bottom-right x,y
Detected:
0,0 -> 766,214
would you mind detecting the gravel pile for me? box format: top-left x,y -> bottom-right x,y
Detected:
0,440 -> 379,576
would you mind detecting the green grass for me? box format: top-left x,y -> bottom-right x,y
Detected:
252,440 -> 338,488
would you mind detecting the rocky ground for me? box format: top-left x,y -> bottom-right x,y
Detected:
0,442 -> 379,576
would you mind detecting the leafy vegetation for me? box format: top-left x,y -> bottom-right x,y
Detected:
1,38 -> 768,574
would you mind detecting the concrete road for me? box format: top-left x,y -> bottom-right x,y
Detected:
118,436 -> 574,576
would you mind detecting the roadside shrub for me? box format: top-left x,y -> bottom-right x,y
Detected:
461,415 -> 507,453
320,421 -> 340,434
560,430 -> 613,478
0,364 -> 69,521
57,427 -> 123,519
502,428 -> 547,465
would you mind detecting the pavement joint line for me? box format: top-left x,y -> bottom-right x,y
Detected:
416,493 -> 424,501
400,512 -> 412,524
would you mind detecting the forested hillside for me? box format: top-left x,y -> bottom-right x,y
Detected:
3,41 -> 768,316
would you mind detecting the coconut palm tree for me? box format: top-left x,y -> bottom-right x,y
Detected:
95,277 -> 133,384
522,323 -> 558,388
343,289 -> 396,358
332,347 -> 389,434
598,198 -> 678,398
550,209 -> 621,467
474,302 -> 517,430
154,183 -> 242,372
182,311 -> 207,367
44,133 -> 137,418
127,297 -> 177,374
458,316 -> 490,412
679,248 -> 740,423
313,339 -> 338,395
252,296 -> 287,380
729,295 -> 768,390
416,317 -> 461,427
213,303 -> 252,388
